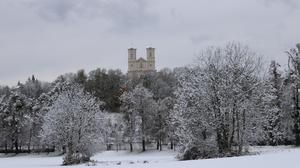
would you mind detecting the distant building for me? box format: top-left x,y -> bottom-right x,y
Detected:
127,47 -> 156,77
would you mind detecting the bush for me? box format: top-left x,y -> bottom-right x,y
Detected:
63,153 -> 90,165
177,138 -> 218,160
181,146 -> 201,160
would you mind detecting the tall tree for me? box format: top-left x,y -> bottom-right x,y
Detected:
120,91 -> 138,152
262,61 -> 284,145
285,43 -> 300,146
173,42 -> 262,159
0,89 -> 31,153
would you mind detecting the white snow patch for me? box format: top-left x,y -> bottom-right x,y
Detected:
0,146 -> 299,168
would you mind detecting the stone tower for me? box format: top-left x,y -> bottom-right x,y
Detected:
146,47 -> 155,70
128,48 -> 137,70
128,47 -> 156,77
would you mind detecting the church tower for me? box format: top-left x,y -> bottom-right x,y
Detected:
146,47 -> 155,71
127,47 -> 156,77
128,48 -> 137,72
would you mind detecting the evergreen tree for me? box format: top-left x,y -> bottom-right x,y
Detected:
262,61 -> 284,145
285,43 -> 300,146
0,89 -> 31,153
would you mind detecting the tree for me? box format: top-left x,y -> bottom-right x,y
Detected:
173,67 -> 218,160
0,86 -> 11,152
285,43 -> 300,146
120,84 -> 156,152
151,97 -> 173,151
102,114 -> 124,151
41,83 -> 105,165
0,89 -> 31,153
86,68 -> 125,112
173,42 -> 262,159
120,91 -> 137,152
262,61 -> 284,145
19,75 -> 50,99
73,69 -> 88,86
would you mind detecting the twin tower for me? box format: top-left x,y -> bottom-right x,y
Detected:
128,47 -> 156,77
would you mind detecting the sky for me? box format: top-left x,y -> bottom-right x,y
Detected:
0,0 -> 299,86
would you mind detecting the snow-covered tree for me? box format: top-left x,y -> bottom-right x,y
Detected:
40,84 -> 105,165
0,88 -> 32,153
120,84 -> 156,152
0,87 -> 10,151
120,90 -> 138,152
173,43 -> 262,159
285,43 -> 300,146
262,61 -> 284,145
151,97 -> 174,151
173,66 -> 218,160
102,113 -> 124,151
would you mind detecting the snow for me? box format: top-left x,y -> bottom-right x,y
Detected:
0,147 -> 299,168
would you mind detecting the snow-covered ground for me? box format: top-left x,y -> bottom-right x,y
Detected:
0,146 -> 299,168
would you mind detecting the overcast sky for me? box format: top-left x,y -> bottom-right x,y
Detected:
0,0 -> 299,86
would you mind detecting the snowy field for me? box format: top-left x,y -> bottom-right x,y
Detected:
0,146 -> 299,168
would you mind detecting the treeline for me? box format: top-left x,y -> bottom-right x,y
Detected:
0,66 -> 177,164
1,42 -> 300,164
0,69 -> 127,154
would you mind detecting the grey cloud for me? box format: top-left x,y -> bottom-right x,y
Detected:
101,0 -> 158,33
26,0 -> 89,22
0,0 -> 299,86
26,0 -> 157,32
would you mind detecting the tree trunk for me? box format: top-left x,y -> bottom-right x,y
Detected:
4,140 -> 8,154
141,110 -> 146,152
238,109 -> 246,154
142,139 -> 146,152
130,143 -> 133,152
170,141 -> 173,150
106,144 -> 109,151
62,146 -> 66,154
28,127 -> 32,153
230,102 -> 237,152
156,140 -> 159,150
236,107 -> 240,154
159,139 -> 162,151
14,137 -> 19,154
